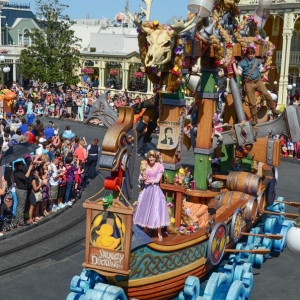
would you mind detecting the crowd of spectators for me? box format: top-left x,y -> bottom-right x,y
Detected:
0,116 -> 100,229
5,82 -> 151,125
8,83 -> 98,122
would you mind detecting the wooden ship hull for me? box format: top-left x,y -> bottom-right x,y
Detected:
116,168 -> 272,299
81,156 -> 281,300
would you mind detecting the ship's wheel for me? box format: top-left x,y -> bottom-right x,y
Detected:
230,208 -> 244,243
207,223 -> 227,266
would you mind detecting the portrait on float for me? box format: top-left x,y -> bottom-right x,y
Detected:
157,123 -> 180,150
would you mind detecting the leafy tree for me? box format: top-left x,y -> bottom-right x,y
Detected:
19,0 -> 81,86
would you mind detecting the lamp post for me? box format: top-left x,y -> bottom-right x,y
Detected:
0,55 -> 11,115
0,55 -> 10,89
292,83 -> 297,96
287,84 -> 293,105
273,81 -> 278,93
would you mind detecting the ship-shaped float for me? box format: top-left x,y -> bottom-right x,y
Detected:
68,1 -> 300,299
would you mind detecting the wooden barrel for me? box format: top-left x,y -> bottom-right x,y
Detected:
245,197 -> 258,223
219,191 -> 255,207
226,171 -> 262,196
257,191 -> 266,216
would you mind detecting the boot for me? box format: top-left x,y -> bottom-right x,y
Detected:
271,107 -> 281,115
250,106 -> 258,125
267,98 -> 281,115
251,114 -> 258,126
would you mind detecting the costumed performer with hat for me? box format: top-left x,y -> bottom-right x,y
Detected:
233,45 -> 280,125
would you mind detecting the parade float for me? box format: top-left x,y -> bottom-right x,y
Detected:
68,0 -> 300,299
0,88 -> 17,115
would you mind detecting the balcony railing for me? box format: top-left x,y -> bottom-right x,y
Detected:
239,0 -> 300,5
0,45 -> 26,55
276,51 -> 300,65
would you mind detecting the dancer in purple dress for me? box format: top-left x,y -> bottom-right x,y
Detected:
133,150 -> 170,241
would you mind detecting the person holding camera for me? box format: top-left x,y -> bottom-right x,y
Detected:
13,161 -> 34,226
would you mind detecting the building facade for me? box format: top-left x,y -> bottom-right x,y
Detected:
75,19 -> 154,97
0,1 -> 41,85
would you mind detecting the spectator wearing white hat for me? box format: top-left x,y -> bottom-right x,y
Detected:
36,137 -> 47,155
52,130 -> 61,147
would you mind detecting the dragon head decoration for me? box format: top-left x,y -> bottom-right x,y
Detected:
126,0 -> 198,90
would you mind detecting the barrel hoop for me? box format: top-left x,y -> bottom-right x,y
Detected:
227,192 -> 234,205
245,173 -> 252,194
226,172 -> 233,189
233,172 -> 240,191
245,197 -> 258,223
252,177 -> 259,196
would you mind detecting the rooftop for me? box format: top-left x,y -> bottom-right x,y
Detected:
1,5 -> 39,28
3,2 -> 30,9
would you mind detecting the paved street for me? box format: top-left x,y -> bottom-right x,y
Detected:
0,118 -> 298,300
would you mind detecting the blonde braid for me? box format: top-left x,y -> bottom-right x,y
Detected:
262,40 -> 275,80
169,37 -> 184,92
223,0 -> 234,11
210,8 -> 233,68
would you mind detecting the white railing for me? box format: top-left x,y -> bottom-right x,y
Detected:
0,45 -> 26,55
239,0 -> 300,5
276,51 -> 300,64
74,18 -> 112,27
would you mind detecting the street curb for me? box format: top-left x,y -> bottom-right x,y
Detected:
0,203 -> 69,241
0,175 -> 102,241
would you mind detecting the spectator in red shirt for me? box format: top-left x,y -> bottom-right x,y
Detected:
23,125 -> 36,144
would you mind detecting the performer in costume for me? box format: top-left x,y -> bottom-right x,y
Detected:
133,150 -> 170,241
233,46 -> 280,125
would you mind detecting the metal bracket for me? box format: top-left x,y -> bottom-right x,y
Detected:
234,121 -> 256,145
194,147 -> 214,155
163,162 -> 182,171
162,98 -> 186,106
99,154 -> 116,170
267,139 -> 274,166
198,92 -> 218,100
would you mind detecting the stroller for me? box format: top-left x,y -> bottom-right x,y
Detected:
0,189 -> 17,232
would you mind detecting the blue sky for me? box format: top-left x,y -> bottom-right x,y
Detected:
27,0 -> 188,23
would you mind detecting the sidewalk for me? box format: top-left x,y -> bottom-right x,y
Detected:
0,174 -> 103,242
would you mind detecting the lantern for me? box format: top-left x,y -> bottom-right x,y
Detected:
188,0 -> 214,17
186,73 -> 201,93
286,210 -> 300,253
253,6 -> 270,29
